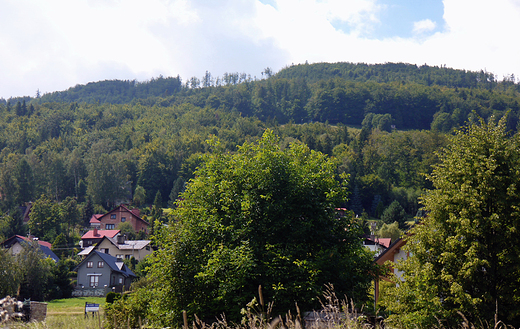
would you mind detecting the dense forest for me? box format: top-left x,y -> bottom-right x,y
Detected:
0,62 -> 519,244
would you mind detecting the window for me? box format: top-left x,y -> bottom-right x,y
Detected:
146,246 -> 150,251
125,255 -> 131,260
100,248 -> 109,254
106,224 -> 115,229
97,261 -> 104,268
121,217 -> 126,222
110,214 -> 116,219
119,277 -> 123,284
90,275 -> 99,288
116,254 -> 123,260
87,261 -> 93,268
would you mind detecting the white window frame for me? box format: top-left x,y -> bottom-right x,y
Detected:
88,274 -> 101,288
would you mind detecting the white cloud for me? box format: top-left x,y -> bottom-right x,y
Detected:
1,0 -> 520,99
413,19 -> 436,35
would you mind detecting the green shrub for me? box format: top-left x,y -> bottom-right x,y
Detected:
105,292 -> 121,304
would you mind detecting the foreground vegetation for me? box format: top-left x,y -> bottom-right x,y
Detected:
2,63 -> 520,328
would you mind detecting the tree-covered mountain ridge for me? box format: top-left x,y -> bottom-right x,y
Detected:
4,62 -> 520,131
12,61 -> 512,102
0,61 -> 518,245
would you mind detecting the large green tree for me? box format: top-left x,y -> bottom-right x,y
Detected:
382,116 -> 520,328
28,194 -> 61,241
142,130 -> 373,327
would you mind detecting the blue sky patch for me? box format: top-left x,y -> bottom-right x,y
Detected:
258,0 -> 278,9
332,0 -> 445,39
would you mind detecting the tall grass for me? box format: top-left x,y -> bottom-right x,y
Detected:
4,314 -> 103,329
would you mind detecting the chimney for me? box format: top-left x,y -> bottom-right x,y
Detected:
93,227 -> 98,236
117,234 -> 125,244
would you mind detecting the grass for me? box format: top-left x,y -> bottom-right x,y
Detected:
2,297 -> 106,329
46,296 -> 106,315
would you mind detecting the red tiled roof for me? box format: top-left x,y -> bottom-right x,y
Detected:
89,214 -> 103,224
10,235 -> 52,249
376,238 -> 392,248
81,230 -> 120,240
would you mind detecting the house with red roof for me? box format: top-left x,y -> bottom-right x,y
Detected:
2,235 -> 59,262
80,228 -> 120,248
89,214 -> 103,228
92,205 -> 149,234
373,237 -> 409,305
363,236 -> 392,257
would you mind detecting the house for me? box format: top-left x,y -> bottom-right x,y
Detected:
80,228 -> 120,248
74,251 -> 136,293
78,235 -> 153,261
89,214 -> 103,229
2,235 -> 59,262
363,236 -> 392,257
93,205 -> 149,234
373,237 -> 408,305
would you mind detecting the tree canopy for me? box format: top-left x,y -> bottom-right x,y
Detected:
381,116 -> 520,328
141,130 -> 373,327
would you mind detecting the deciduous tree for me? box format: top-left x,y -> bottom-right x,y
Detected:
142,130 -> 373,327
382,116 -> 520,328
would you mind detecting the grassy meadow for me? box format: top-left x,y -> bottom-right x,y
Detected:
5,297 -> 107,329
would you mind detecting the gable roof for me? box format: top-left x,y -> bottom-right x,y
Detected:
89,214 -> 103,224
75,250 -> 136,278
2,235 -> 59,262
364,237 -> 392,249
3,235 -> 49,248
78,236 -> 151,257
374,237 -> 407,266
39,245 -> 60,262
102,205 -> 149,226
81,229 -> 120,240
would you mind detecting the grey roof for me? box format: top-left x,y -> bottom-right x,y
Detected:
78,245 -> 95,256
95,251 -> 136,277
2,235 -> 59,262
106,236 -> 151,250
40,245 -> 60,262
76,251 -> 136,278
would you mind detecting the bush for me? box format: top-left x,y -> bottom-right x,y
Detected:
105,292 -> 121,304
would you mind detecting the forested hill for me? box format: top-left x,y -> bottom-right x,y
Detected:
4,62 -> 512,132
0,61 -> 519,243
276,62 -> 500,89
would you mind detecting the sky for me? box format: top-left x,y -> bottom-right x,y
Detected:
1,0 -> 519,99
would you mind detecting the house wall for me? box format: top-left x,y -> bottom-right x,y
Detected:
99,208 -> 147,233
76,253 -> 114,289
96,239 -> 119,257
83,238 -> 102,247
96,239 -> 152,261
9,241 -> 24,255
363,243 -> 385,257
393,248 -> 409,281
